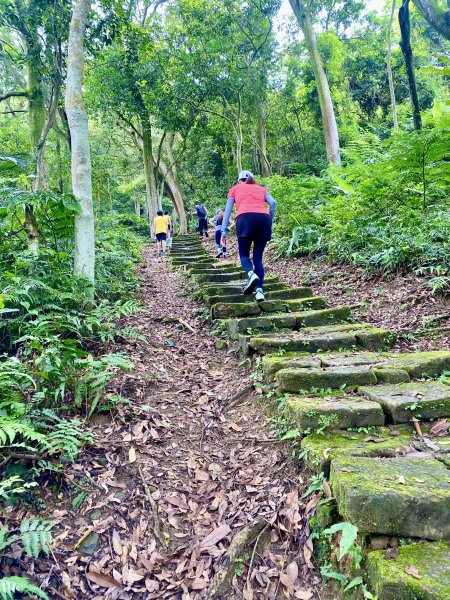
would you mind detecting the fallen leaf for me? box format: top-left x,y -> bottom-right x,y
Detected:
195,469 -> 209,481
384,546 -> 399,559
398,475 -> 406,485
200,524 -> 231,548
166,495 -> 189,510
73,528 -> 93,551
128,447 -> 137,463
322,479 -> 332,498
404,565 -> 421,579
295,592 -> 314,600
86,571 -> 121,589
285,561 -> 298,584
112,529 -> 122,555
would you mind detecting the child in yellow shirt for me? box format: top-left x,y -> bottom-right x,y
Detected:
154,210 -> 168,256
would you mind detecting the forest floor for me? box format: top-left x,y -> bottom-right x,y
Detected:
5,244 -> 323,600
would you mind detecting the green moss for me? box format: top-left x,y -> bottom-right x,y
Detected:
367,541 -> 450,599
390,351 -> 450,379
373,368 -> 411,383
276,365 -> 377,392
262,352 -> 321,379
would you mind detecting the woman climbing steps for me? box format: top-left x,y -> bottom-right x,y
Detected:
221,170 -> 276,302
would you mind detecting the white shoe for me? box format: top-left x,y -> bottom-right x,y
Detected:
243,271 -> 260,295
216,249 -> 223,258
255,288 -> 265,302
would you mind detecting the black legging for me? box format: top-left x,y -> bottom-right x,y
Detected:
237,237 -> 268,287
198,217 -> 208,236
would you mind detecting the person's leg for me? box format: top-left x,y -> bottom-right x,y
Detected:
198,219 -> 203,237
252,239 -> 268,288
203,218 -> 209,237
215,229 -> 222,254
161,239 -> 167,254
237,236 -> 253,273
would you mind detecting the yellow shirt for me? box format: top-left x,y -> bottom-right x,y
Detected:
154,215 -> 167,234
163,214 -> 171,228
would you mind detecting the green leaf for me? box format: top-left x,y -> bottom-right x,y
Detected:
323,521 -> 359,561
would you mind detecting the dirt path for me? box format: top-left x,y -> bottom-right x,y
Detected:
17,245 -> 321,599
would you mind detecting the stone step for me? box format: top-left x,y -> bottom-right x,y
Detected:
243,323 -> 396,355
203,286 -> 313,306
188,265 -> 243,275
226,306 -> 352,339
197,281 -> 287,299
286,393 -> 385,431
170,252 -> 209,260
330,456 -> 450,539
301,427 -> 450,476
195,271 -> 257,284
276,364 -> 378,393
211,296 -> 326,319
367,541 -> 450,599
361,381 -> 450,423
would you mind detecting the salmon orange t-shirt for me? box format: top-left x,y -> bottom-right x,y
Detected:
227,182 -> 269,217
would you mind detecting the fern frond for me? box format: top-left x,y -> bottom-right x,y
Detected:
20,520 -> 53,559
0,576 -> 48,600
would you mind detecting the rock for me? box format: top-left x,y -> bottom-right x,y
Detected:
262,353 -> 322,379
367,541 -> 450,599
286,395 -> 384,433
354,327 -> 397,351
296,306 -> 352,327
301,428 -> 415,476
212,302 -> 261,319
77,531 -> 100,555
361,381 -> 450,423
390,350 -> 450,378
215,339 -> 227,350
330,456 -> 450,539
320,352 -> 389,368
276,365 -> 377,392
369,536 -> 391,550
373,368 -> 411,383
196,272 -> 244,284
226,313 -> 297,339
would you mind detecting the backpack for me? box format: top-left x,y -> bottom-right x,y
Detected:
197,205 -> 206,218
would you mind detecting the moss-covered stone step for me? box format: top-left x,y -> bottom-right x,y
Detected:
203,286 -> 313,306
277,365 -> 378,393
196,281 -> 287,299
196,272 -> 280,284
226,306 -> 352,339
367,541 -> 450,600
361,381 -> 450,423
187,265 -> 243,275
211,296 -> 326,319
300,427 -> 418,476
243,323 -> 395,355
330,456 -> 450,539
286,394 -> 385,432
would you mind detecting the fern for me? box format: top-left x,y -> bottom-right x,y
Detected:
20,520 -> 53,558
0,576 -> 48,600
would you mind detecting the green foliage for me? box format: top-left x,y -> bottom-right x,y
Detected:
323,521 -> 359,562
0,576 -> 48,600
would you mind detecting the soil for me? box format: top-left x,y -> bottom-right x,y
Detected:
2,245 -> 323,600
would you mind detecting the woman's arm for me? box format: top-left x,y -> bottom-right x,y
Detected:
221,197 -> 235,237
265,192 -> 276,221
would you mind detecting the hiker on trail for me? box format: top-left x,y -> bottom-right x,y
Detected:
221,170 -> 276,303
194,203 -> 209,238
164,210 -> 172,249
154,210 -> 169,256
210,209 -> 231,259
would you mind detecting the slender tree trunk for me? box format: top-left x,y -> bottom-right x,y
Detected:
289,0 -> 341,164
107,175 -> 113,213
134,197 -> 141,217
258,109 -> 271,177
165,133 -> 188,234
65,0 -> 95,283
141,124 -> 159,225
387,0 -> 399,130
399,0 -> 422,130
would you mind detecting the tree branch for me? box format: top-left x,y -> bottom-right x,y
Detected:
0,91 -> 28,102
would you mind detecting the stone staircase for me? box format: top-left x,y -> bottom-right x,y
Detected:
169,235 -> 450,599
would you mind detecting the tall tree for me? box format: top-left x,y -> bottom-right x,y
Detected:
399,0 -> 422,130
387,0 -> 399,130
288,0 -> 341,164
66,0 -> 95,283
412,0 -> 450,40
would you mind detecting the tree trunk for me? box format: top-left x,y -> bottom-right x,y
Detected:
412,0 -> 450,40
399,0 -> 422,130
65,0 -> 95,284
165,133 -> 188,234
289,0 -> 341,164
141,124 -> 159,225
387,0 -> 399,130
258,109 -> 271,177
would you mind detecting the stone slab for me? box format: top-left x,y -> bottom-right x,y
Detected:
367,541 -> 450,600
277,365 -> 378,392
390,351 -> 450,379
286,396 -> 384,432
361,381 -> 450,423
320,352 -> 389,368
330,456 -> 450,539
262,353 -> 322,378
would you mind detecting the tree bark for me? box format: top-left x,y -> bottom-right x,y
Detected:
412,0 -> 450,40
289,0 -> 341,164
141,123 -> 159,225
258,109 -> 271,177
387,0 -> 399,130
399,0 -> 422,130
165,133 -> 188,234
65,0 -> 95,284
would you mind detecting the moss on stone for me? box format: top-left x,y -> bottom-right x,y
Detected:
355,328 -> 397,351
366,541 -> 450,600
373,368 -> 411,383
277,365 -> 377,392
212,302 -> 261,319
296,306 -> 352,328
390,351 -> 450,379
262,353 -> 322,379
330,456 -> 450,539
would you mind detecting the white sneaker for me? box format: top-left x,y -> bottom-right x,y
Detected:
255,288 -> 265,302
243,271 -> 260,295
216,249 -> 223,258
